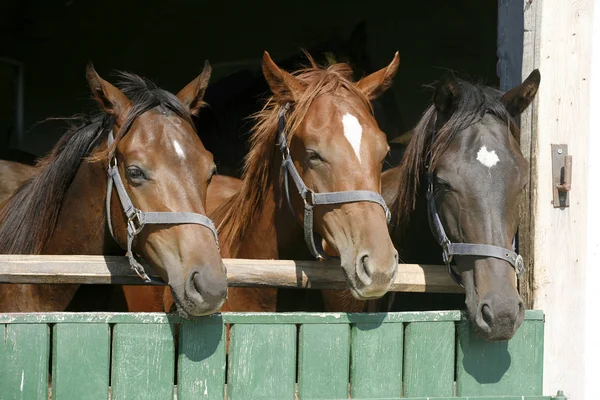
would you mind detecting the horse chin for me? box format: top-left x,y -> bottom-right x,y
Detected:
168,285 -> 226,319
464,287 -> 524,342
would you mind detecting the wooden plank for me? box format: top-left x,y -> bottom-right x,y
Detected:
527,0 -> 594,398
228,324 -> 296,400
403,321 -> 455,397
0,324 -> 49,400
52,323 -> 110,400
0,310 -> 470,324
456,318 -> 544,396
393,397 -> 555,400
350,322 -> 403,398
298,324 -> 350,399
177,320 -> 226,400
518,0 -> 542,312
0,254 -> 462,293
111,323 -> 175,400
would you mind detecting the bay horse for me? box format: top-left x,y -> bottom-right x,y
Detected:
382,70 -> 541,340
206,51 -> 401,312
0,63 -> 227,317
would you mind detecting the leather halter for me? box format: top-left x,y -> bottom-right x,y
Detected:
425,118 -> 525,286
105,130 -> 219,283
277,104 -> 391,260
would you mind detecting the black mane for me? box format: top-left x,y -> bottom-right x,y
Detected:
391,78 -> 515,234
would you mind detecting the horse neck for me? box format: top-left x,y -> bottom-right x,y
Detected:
227,152 -> 310,261
392,175 -> 442,264
44,155 -> 120,256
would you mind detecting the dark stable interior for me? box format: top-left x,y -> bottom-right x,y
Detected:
1,0 -> 500,311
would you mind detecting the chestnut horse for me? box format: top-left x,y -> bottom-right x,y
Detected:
0,63 -> 227,317
204,51 -> 400,313
382,70 -> 540,340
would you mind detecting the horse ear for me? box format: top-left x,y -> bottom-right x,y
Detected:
356,52 -> 400,100
434,71 -> 461,117
177,60 -> 212,116
86,63 -> 131,120
501,69 -> 541,116
262,51 -> 305,103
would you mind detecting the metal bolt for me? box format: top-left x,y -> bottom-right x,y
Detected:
558,149 -> 563,154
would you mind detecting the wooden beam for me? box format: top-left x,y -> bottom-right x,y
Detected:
517,0 -> 543,311
0,255 -> 462,293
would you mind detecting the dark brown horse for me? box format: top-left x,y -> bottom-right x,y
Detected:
206,51 -> 400,312
0,64 -> 227,317
383,70 -> 540,340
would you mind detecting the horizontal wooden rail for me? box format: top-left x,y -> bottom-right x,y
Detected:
0,255 -> 462,293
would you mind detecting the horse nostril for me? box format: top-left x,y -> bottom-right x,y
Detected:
191,269 -> 227,303
481,303 -> 494,328
361,255 -> 372,278
356,253 -> 373,286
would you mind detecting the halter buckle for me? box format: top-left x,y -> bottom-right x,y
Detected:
303,189 -> 315,208
127,210 -> 145,236
109,155 -> 118,170
515,254 -> 525,277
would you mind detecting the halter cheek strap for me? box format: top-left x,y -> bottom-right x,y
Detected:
278,104 -> 391,260
105,131 -> 219,283
425,117 -> 525,286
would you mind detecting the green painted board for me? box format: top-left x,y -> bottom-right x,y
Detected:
0,310 -> 465,324
0,324 -> 49,400
457,318 -> 545,396
395,397 -> 556,400
111,323 -> 175,400
52,323 -> 110,400
403,321 -> 455,397
228,324 -> 296,400
298,324 -> 350,399
350,322 -> 403,398
177,320 -> 226,400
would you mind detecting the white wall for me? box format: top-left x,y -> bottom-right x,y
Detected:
531,1 -> 595,399
585,0 -> 600,397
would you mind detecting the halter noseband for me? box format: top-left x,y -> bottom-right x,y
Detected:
278,104 -> 391,260
425,118 -> 525,286
105,130 -> 219,283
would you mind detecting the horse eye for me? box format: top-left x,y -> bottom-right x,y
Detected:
436,178 -> 452,190
307,150 -> 324,163
208,167 -> 217,183
127,166 -> 146,181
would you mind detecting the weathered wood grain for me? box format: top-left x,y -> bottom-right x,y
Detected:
177,320 -> 226,400
0,254 -> 462,293
298,324 -> 350,399
350,322 -> 403,398
403,321 -> 455,397
0,324 -> 49,400
111,323 -> 175,400
52,324 -> 110,400
228,324 -> 296,400
456,317 -> 544,396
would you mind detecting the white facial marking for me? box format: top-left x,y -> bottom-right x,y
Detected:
342,113 -> 363,163
476,146 -> 499,168
173,140 -> 186,160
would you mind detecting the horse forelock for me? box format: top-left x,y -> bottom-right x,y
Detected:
391,79 -> 517,236
216,59 -> 373,254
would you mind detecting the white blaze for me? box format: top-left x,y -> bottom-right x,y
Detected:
342,113 -> 363,163
476,146 -> 499,167
173,140 -> 185,159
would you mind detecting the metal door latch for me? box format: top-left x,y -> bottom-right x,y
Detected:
551,144 -> 572,208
